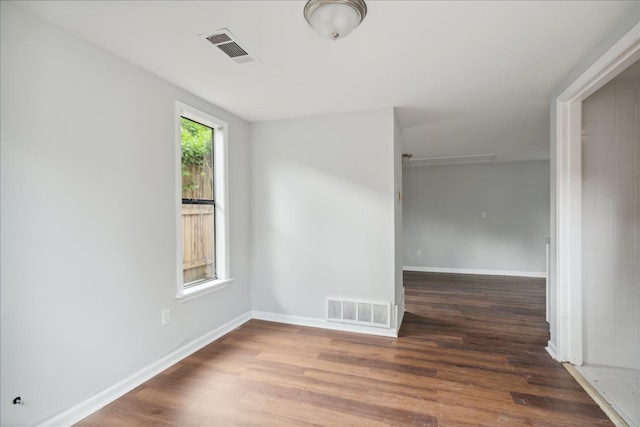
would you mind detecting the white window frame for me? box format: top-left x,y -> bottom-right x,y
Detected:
175,101 -> 232,302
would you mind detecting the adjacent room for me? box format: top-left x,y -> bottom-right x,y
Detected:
1,1 -> 638,426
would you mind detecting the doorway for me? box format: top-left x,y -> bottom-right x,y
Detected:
577,60 -> 639,426
554,24 -> 639,368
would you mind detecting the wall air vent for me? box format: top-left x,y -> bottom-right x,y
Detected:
204,29 -> 259,64
327,298 -> 391,328
406,154 -> 498,167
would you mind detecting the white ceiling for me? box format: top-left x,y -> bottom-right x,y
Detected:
15,0 -> 640,162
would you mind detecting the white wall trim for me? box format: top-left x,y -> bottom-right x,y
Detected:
174,101 -> 231,300
554,98 -> 584,365
403,266 -> 546,278
41,312 -> 252,427
557,23 -> 640,104
396,306 -> 405,336
40,309 -> 403,426
251,311 -> 398,338
554,23 -> 640,365
546,340 -> 559,361
395,286 -> 405,335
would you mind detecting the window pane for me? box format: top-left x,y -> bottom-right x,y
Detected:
180,115 -> 215,287
182,204 -> 216,285
181,117 -> 213,200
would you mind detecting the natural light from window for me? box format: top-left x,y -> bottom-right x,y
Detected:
176,102 -> 231,301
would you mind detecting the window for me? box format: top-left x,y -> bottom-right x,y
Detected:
176,102 -> 230,300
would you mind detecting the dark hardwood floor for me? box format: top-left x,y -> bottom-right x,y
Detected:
77,272 -> 611,426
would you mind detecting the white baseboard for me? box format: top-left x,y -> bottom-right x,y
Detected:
396,307 -> 405,336
395,287 -> 405,335
43,309 -> 402,426
546,340 -> 559,361
251,311 -> 398,338
41,312 -> 252,427
403,266 -> 546,278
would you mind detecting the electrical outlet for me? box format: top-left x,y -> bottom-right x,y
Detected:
417,249 -> 422,256
161,309 -> 171,326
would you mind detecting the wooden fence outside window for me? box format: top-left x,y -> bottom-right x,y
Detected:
182,164 -> 215,285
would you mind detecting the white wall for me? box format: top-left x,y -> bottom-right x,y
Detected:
0,3 -> 251,425
581,68 -> 639,369
250,108 -> 400,330
403,161 -> 550,274
393,111 -> 404,326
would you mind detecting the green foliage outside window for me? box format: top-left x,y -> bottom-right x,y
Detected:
181,117 -> 213,193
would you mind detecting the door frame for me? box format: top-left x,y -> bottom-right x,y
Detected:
554,24 -> 640,364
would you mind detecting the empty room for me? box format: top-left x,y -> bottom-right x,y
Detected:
1,1 -> 639,426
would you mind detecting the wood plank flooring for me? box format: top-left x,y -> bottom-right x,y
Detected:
77,272 -> 611,426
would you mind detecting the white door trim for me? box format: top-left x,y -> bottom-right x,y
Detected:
554,23 -> 640,364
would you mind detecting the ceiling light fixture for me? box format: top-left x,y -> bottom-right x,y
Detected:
303,0 -> 367,41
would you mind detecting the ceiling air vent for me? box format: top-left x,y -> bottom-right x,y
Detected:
204,29 -> 259,64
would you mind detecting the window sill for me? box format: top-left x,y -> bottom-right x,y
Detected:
177,278 -> 233,303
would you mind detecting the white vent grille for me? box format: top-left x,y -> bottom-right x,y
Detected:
358,303 -> 372,323
373,304 -> 388,324
216,41 -> 248,58
328,299 -> 342,320
204,29 -> 259,64
343,301 -> 357,321
327,298 -> 391,328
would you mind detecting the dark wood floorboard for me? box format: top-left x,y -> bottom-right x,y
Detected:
77,272 -> 611,426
